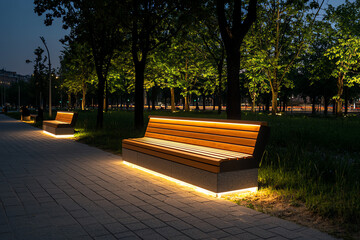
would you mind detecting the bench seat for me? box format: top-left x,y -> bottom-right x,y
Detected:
43,112 -> 77,136
42,120 -> 73,128
122,116 -> 269,194
123,137 -> 254,173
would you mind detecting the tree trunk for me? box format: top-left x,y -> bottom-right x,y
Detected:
336,75 -> 344,116
170,87 -> 175,112
251,97 -> 256,113
344,86 -> 348,115
271,91 -> 278,114
134,61 -> 145,129
225,51 -> 241,119
184,95 -> 190,111
202,94 -> 206,111
82,88 -> 86,111
324,97 -> 329,115
216,0 -> 257,119
105,79 -> 108,112
68,93 -> 71,109
151,86 -> 157,111
146,91 -> 151,110
120,95 -> 123,110
218,92 -> 222,114
312,96 -> 316,115
213,94 -> 216,111
96,72 -> 105,129
283,100 -> 286,112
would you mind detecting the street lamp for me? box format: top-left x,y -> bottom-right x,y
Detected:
40,36 -> 52,117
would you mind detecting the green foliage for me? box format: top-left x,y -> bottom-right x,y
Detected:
60,42 -> 95,96
325,36 -> 360,87
243,0 -> 324,113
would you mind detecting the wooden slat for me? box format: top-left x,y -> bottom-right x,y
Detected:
134,137 -> 250,160
145,132 -> 255,155
145,127 -> 257,147
124,139 -> 225,164
149,117 -> 261,132
149,115 -> 268,126
55,112 -> 74,124
123,142 -> 220,173
148,122 -> 259,139
135,138 -> 241,159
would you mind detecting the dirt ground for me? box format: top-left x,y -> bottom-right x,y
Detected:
225,190 -> 360,240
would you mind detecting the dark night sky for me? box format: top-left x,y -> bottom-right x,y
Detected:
0,0 -> 69,76
0,0 -> 349,76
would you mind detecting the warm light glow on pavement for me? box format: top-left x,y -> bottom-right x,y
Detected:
122,161 -> 257,198
43,130 -> 74,138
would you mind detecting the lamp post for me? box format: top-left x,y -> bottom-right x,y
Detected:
40,36 -> 52,117
18,78 -> 20,110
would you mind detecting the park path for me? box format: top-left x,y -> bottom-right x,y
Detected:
0,114 -> 335,240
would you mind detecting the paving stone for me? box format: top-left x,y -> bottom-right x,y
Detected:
103,222 -> 128,234
155,226 -> 184,238
246,226 -> 277,239
207,229 -> 231,238
269,227 -> 302,239
182,228 -> 209,239
115,231 -> 142,239
83,223 -> 111,237
141,218 -> 168,229
166,219 -> 193,231
133,228 -> 167,240
223,226 -> 246,235
234,232 -> 260,240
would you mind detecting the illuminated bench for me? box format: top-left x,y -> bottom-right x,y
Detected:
43,111 -> 78,137
122,116 -> 270,195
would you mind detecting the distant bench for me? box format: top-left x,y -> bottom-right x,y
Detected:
21,114 -> 38,122
122,116 -> 270,194
43,111 -> 78,136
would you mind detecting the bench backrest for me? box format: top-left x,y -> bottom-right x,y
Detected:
55,111 -> 78,126
145,116 -> 270,163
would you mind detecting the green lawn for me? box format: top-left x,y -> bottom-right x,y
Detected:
7,110 -> 360,233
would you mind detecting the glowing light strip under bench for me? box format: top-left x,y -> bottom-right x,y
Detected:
43,130 -> 74,138
122,160 -> 257,198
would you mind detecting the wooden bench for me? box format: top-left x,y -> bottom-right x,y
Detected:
43,111 -> 78,136
122,116 -> 270,194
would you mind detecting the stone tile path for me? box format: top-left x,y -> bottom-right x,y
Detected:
0,114 -> 336,239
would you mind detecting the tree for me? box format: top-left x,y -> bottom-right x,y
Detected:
301,21 -> 337,115
195,1 -> 226,113
216,0 -> 258,119
327,0 -> 360,37
34,0 -> 124,128
121,0 -> 193,129
243,0 -> 324,114
325,36 -> 360,115
28,47 -> 47,110
60,42 -> 95,110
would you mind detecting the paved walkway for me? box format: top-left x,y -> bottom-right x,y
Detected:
0,114 -> 335,240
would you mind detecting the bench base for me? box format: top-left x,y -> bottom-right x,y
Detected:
123,148 -> 258,194
43,125 -> 74,136
21,115 -> 31,121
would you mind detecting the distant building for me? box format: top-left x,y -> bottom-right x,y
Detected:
0,69 -> 31,86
